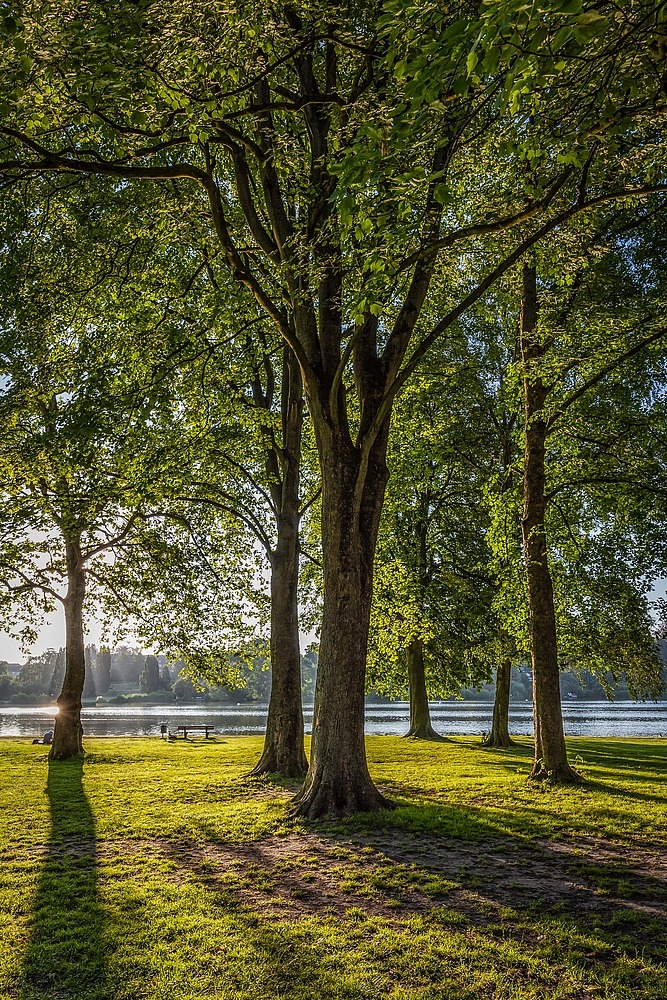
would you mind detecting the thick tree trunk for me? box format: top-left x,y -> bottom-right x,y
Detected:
483,657 -> 515,748
292,435 -> 392,817
520,265 -> 578,783
49,538 -> 86,761
405,638 -> 444,740
251,347 -> 308,778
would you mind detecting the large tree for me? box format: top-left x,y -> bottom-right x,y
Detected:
0,182 -> 227,758
1,1 -> 665,811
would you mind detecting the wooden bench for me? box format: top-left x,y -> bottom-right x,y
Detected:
172,724 -> 216,740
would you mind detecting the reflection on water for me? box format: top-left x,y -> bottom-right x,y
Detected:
1,700 -> 666,738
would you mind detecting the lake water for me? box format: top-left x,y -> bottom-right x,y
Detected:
1,700 -> 666,739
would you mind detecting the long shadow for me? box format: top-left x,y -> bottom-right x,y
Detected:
584,777 -> 667,806
20,759 -> 107,1000
474,739 -> 667,785
156,821 -> 667,981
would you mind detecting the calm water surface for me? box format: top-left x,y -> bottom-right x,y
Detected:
1,700 -> 666,738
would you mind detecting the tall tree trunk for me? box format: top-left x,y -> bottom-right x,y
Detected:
486,411 -> 519,750
251,347 -> 308,778
252,531 -> 307,777
405,511 -> 443,740
483,656 -> 515,748
50,538 -> 86,761
520,265 -> 578,783
405,638 -> 444,740
292,433 -> 392,817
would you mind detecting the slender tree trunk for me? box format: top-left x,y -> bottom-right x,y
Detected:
292,433 -> 392,817
49,538 -> 86,761
486,413 -> 519,750
520,265 -> 578,783
483,656 -> 515,748
251,536 -> 306,777
404,511 -> 443,740
251,347 -> 308,778
405,638 -> 444,740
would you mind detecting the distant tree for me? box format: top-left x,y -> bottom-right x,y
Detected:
111,648 -> 144,686
159,662 -> 172,692
139,656 -> 161,695
369,335 -> 498,739
17,650 -> 56,696
300,649 -> 318,704
172,671 -> 197,702
96,646 -> 111,695
0,660 -> 15,701
48,649 -> 66,699
82,645 -> 97,699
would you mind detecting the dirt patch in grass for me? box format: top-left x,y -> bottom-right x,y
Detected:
114,830 -> 667,927
19,829 -> 667,926
338,829 -> 667,919
157,835 -> 435,919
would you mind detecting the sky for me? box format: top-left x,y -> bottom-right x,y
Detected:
0,608 -> 106,663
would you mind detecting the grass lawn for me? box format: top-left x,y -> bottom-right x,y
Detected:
0,735 -> 665,1000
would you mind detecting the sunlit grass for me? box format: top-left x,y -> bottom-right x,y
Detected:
0,736 -> 665,1000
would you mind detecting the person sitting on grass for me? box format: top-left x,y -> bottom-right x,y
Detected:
32,730 -> 54,746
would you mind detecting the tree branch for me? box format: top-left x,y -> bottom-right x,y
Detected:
546,326 -> 667,434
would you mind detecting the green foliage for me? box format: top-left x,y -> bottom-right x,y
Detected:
369,342 -> 501,698
139,655 -> 161,694
0,0 -> 665,778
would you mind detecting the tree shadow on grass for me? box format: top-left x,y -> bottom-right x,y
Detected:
468,739 -> 667,790
20,759 -> 107,1000
582,777 -> 667,807
154,819 -> 667,997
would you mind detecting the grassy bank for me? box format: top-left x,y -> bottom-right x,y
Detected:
0,736 -> 665,1000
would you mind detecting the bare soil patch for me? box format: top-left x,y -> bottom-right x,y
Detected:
18,829 -> 667,926
150,830 -> 667,925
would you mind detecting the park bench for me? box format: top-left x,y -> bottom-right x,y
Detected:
171,724 -> 216,740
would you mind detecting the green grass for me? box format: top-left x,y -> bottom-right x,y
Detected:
0,736 -> 665,999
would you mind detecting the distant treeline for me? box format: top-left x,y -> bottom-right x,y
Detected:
450,660 -> 667,704
2,642 -> 665,707
0,646 -> 320,706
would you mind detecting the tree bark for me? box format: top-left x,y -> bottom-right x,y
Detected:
483,657 -> 515,748
251,346 -> 308,778
49,538 -> 86,760
404,508 -> 443,740
520,265 -> 578,783
405,638 -> 444,740
292,432 -> 393,817
251,535 -> 308,777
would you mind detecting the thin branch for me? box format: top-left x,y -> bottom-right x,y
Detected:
0,564 -> 64,604
82,512 -> 141,560
176,494 -> 273,555
298,545 -> 322,569
298,484 -> 322,519
546,326 -> 667,434
362,181 -> 667,454
546,477 -> 667,501
397,167 -> 574,273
